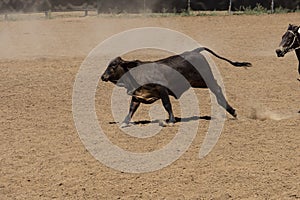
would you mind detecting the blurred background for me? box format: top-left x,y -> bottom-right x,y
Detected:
0,0 -> 299,14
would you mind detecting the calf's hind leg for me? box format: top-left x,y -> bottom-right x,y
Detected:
159,87 -> 176,124
209,81 -> 237,118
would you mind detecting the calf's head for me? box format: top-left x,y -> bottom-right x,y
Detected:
276,24 -> 300,57
101,57 -> 126,84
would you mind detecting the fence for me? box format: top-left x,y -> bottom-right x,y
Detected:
0,0 -> 299,17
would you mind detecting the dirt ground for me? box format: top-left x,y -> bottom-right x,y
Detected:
0,13 -> 299,199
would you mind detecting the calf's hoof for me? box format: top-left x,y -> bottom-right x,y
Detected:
232,112 -> 237,119
159,120 -> 174,127
230,109 -> 237,119
120,122 -> 130,128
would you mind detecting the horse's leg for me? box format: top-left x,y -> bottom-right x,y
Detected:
296,49 -> 300,81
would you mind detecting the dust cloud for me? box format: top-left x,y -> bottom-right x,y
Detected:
248,106 -> 299,121
0,16 -> 99,59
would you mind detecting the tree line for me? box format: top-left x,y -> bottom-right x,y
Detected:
0,0 -> 299,13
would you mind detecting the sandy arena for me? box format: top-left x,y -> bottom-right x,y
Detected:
0,13 -> 299,199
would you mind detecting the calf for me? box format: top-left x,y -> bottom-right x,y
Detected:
101,47 -> 251,126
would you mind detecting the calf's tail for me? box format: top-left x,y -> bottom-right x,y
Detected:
194,47 -> 252,67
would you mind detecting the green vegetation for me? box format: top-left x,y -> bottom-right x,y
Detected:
242,4 -> 268,15
274,6 -> 290,14
2,3 -> 300,22
237,3 -> 299,15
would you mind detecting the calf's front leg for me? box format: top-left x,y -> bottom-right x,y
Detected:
121,97 -> 140,128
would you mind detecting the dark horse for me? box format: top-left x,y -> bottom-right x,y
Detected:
275,24 -> 300,113
276,24 -> 300,81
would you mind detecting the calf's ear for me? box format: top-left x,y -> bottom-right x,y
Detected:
123,60 -> 140,69
115,56 -> 124,62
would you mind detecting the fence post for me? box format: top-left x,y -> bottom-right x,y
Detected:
45,10 -> 51,19
84,0 -> 88,17
271,0 -> 274,13
97,0 -> 100,15
187,0 -> 191,14
228,0 -> 232,14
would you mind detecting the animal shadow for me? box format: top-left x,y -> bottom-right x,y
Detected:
109,115 -> 211,125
